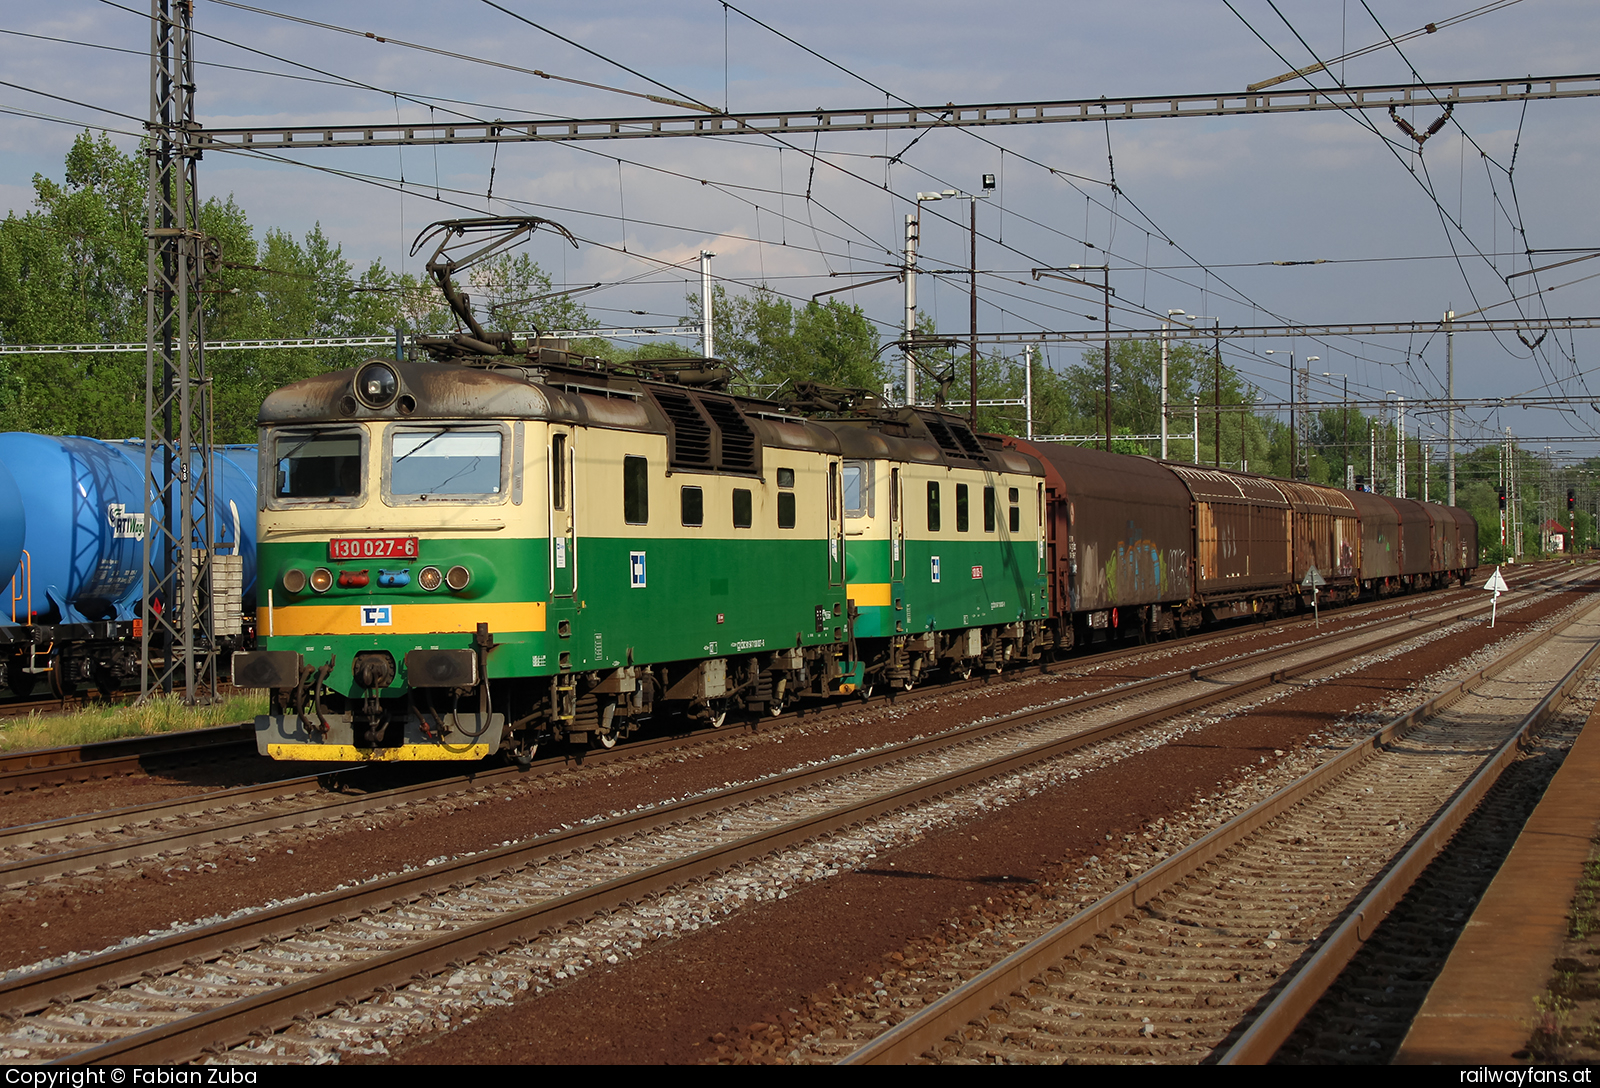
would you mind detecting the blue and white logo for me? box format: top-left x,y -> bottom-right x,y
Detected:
360,605 -> 393,627
930,556 -> 941,583
630,551 -> 647,588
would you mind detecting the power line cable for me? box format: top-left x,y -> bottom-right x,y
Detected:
203,0 -> 713,114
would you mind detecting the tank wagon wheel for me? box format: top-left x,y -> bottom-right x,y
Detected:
48,652 -> 69,701
858,682 -> 875,702
953,662 -> 973,682
511,743 -> 539,768
93,664 -> 118,703
5,657 -> 32,698
593,731 -> 618,750
767,698 -> 786,718
708,700 -> 729,728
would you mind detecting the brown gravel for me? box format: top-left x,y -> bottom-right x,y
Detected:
375,597 -> 1571,1065
0,583 -> 1567,1065
0,598 -> 1441,970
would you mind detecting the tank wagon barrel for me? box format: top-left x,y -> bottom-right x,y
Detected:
0,433 -> 259,698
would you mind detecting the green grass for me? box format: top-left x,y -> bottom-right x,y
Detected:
0,693 -> 267,753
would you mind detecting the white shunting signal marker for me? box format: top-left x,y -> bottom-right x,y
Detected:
1484,566 -> 1509,627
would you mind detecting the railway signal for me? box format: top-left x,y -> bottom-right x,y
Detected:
1483,566 -> 1510,628
1301,566 -> 1325,627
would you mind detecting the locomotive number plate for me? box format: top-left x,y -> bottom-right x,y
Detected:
329,537 -> 419,561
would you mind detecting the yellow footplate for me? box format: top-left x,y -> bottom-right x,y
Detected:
268,743 -> 492,761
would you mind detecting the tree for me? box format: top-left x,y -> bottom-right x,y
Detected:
467,251 -> 594,337
1038,340 -> 1283,469
0,133 -> 588,442
684,284 -> 884,396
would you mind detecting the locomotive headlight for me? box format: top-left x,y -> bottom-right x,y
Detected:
418,566 -> 443,591
445,565 -> 472,591
282,568 -> 308,594
309,567 -> 334,593
354,361 -> 399,409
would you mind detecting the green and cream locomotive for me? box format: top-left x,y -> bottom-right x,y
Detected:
232,216 -> 1053,761
234,353 -> 1052,761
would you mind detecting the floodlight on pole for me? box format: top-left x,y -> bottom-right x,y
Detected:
905,193 -> 943,407
1161,309 -> 1184,458
1323,371 -> 1350,488
1266,349 -> 1296,476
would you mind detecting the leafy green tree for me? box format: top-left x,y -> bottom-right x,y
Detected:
685,284 -> 883,396
0,133 -> 587,442
467,251 -> 594,337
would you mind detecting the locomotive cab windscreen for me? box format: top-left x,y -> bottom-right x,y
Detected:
272,429 -> 364,501
386,426 -> 506,501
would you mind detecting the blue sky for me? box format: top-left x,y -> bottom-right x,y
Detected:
3,1 -> 1599,459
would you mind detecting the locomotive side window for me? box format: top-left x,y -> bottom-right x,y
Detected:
927,482 -> 941,532
732,488 -> 753,529
983,487 -> 997,533
623,456 -> 649,524
1009,487 -> 1021,533
551,434 -> 567,510
956,483 -> 970,532
273,429 -> 363,500
777,468 -> 796,530
842,461 -> 871,518
681,485 -> 703,527
390,428 -> 503,497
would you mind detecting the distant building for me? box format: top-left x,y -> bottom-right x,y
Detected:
1542,518 -> 1567,553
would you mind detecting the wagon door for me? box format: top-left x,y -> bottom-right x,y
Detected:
549,429 -> 576,598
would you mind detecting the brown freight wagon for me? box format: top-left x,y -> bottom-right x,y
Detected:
1384,496 -> 1438,584
1349,490 -> 1401,590
1416,499 -> 1477,586
1005,442 -> 1193,641
1449,506 -> 1481,572
1270,477 -> 1362,604
1161,464 -> 1295,615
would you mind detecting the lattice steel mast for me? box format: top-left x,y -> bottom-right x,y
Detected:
142,0 -> 219,703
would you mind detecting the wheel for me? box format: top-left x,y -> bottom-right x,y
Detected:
767,699 -> 785,718
593,731 -> 618,750
708,701 -> 729,728
48,652 -> 69,700
858,682 -> 875,701
5,659 -> 33,698
953,663 -> 973,681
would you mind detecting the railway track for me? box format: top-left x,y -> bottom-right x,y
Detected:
1273,712 -> 1583,1063
0,565 -> 1578,1063
0,567 -> 1565,892
0,563 -> 1540,801
836,586 -> 1600,1064
0,725 -> 258,795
